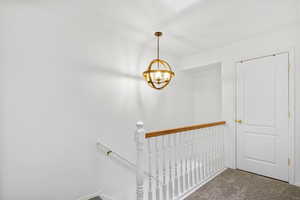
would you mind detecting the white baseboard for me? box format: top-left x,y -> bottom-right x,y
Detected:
295,182 -> 300,187
77,191 -> 113,200
177,168 -> 228,200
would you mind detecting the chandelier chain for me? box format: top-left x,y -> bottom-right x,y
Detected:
157,35 -> 160,69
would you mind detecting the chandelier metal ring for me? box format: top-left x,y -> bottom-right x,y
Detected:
142,32 -> 175,90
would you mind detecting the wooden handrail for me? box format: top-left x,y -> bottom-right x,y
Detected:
145,121 -> 226,138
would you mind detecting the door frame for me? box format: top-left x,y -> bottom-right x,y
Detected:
234,48 -> 295,184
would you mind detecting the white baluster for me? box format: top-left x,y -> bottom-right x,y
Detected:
205,128 -> 209,179
216,126 -> 221,171
148,139 -> 153,200
155,138 -> 160,200
214,127 -> 218,171
179,133 -> 184,194
207,128 -> 210,176
221,125 -> 225,169
217,126 -> 222,171
168,135 -> 173,200
135,121 -> 145,200
193,131 -> 197,185
213,127 -> 217,173
211,128 -> 215,174
209,128 -> 213,176
200,129 -> 205,182
184,133 -> 189,190
174,134 -> 179,197
196,130 -> 201,183
162,137 -> 167,200
189,131 -> 193,188
215,127 -> 219,172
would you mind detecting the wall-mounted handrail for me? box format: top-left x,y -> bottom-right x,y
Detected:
145,121 -> 226,138
96,141 -> 137,169
96,140 -> 162,185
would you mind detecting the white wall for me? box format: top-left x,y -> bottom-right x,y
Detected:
1,1 -> 288,200
183,64 -> 222,124
180,23 -> 300,185
0,2 -> 196,200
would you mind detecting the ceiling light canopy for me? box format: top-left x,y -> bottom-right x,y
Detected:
143,32 -> 175,90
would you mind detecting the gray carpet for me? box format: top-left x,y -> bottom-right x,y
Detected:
185,169 -> 300,200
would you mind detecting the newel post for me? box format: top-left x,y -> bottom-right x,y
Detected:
135,121 -> 145,200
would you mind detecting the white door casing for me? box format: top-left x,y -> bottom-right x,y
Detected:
236,53 -> 289,181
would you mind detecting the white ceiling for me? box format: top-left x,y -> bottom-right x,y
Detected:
2,0 -> 300,57
161,0 -> 300,56
89,0 -> 300,57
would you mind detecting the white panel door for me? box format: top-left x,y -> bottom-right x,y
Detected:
237,54 -> 289,181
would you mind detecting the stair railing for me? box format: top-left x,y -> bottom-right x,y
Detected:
96,140 -> 162,185
135,121 -> 226,200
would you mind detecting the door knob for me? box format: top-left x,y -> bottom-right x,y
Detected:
235,120 -> 242,123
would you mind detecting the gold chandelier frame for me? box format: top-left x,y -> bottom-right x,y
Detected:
143,32 -> 175,90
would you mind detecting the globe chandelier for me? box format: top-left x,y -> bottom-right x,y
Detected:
143,32 -> 175,90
